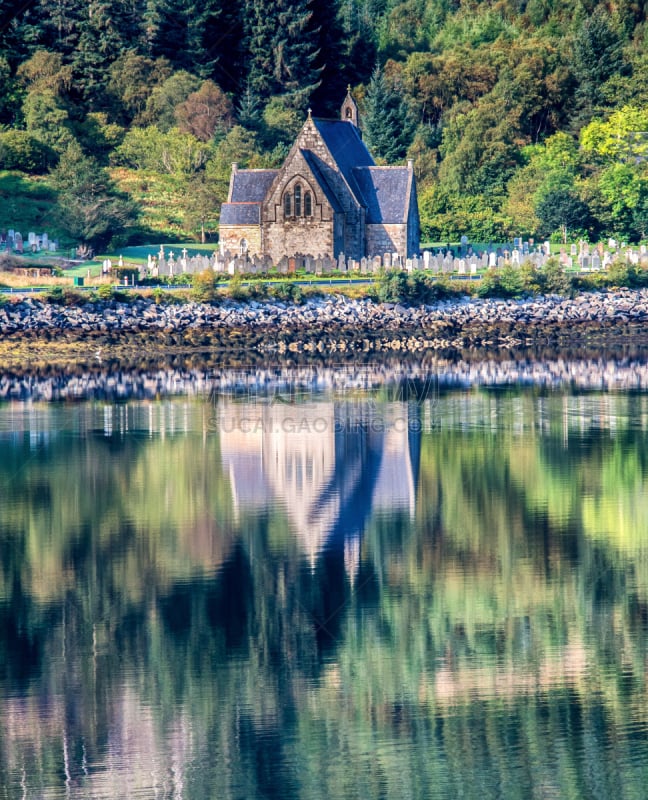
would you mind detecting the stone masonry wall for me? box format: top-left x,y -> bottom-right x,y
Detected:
366,224 -> 408,258
219,225 -> 262,257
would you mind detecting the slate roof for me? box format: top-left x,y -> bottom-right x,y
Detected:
313,119 -> 374,202
300,150 -> 344,213
353,167 -> 411,224
230,170 -> 278,202
220,203 -> 260,225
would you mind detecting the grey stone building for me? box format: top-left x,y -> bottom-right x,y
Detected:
219,90 -> 420,263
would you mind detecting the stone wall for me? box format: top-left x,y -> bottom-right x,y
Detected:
366,224 -> 408,258
219,225 -> 262,257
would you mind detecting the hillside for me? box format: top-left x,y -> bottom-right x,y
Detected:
1,0 -> 647,248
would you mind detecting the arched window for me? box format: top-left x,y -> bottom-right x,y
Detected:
284,192 -> 292,218
294,184 -> 302,217
239,238 -> 248,255
304,191 -> 312,217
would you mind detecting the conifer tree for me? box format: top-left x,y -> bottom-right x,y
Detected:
244,0 -> 321,113
363,65 -> 412,163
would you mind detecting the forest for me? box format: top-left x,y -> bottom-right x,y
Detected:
1,0 -> 648,249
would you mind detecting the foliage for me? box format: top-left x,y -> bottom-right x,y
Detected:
0,130 -> 53,172
191,268 -> 219,301
49,141 -> 138,247
376,268 -> 456,304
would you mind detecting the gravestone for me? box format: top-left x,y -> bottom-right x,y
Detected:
512,249 -> 520,265
570,244 -> 578,257
14,232 -> 23,253
423,251 -> 431,269
384,253 -> 391,269
592,254 -> 601,270
430,256 -> 439,273
457,259 -> 466,275
488,252 -> 497,268
48,241 -> 57,252
288,257 -> 296,274
497,256 -> 505,269
315,257 -> 323,276
373,255 -> 382,272
322,256 -> 333,274
470,262 -> 477,276
360,257 -> 368,274
338,253 -> 346,272
278,257 -> 288,274
392,252 -> 400,269
305,255 -> 314,273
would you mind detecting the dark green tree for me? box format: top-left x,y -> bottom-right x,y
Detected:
50,140 -> 138,248
572,6 -> 625,123
363,65 -> 413,162
536,189 -> 591,243
244,0 -> 322,113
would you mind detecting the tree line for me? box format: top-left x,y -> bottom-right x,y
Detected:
1,0 -> 648,247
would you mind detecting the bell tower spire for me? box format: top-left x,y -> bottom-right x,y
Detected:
341,85 -> 359,127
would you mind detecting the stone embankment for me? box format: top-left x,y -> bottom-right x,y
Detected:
2,289 -> 648,355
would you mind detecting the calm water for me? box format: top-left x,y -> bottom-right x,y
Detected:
1,363 -> 648,799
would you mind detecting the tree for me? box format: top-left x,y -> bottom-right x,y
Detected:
572,7 -> 625,123
535,189 -> 590,243
107,52 -> 171,124
244,0 -> 322,113
363,65 -> 413,162
174,80 -> 234,142
183,173 -> 221,242
50,141 -> 137,248
143,70 -> 201,131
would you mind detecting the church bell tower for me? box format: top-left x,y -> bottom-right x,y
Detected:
341,86 -> 359,127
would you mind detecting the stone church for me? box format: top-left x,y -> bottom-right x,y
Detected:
219,89 -> 420,263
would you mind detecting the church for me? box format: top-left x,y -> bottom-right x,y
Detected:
219,89 -> 420,264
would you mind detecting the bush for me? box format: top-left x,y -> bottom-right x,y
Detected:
226,272 -> 248,301
191,268 -> 218,301
0,130 -> 54,173
376,269 -> 456,305
268,281 -> 303,303
542,257 -> 573,295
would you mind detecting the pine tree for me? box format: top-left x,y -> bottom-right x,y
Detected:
363,66 -> 412,163
244,0 -> 321,113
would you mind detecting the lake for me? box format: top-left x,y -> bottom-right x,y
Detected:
1,358 -> 648,799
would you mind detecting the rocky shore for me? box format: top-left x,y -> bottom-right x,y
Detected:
2,288 -> 648,362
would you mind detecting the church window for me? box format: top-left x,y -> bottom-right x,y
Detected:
304,191 -> 312,217
294,184 -> 302,217
284,192 -> 292,218
239,238 -> 248,255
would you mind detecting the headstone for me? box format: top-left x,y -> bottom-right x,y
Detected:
322,256 -> 333,274
28,232 -> 36,246
278,256 -> 288,274
373,255 -> 382,272
315,257 -> 323,276
288,257 -> 296,274
603,251 -> 612,267
511,249 -> 520,265
488,251 -> 497,268
581,256 -> 590,271
392,252 -> 400,269
457,259 -> 466,275
48,241 -> 57,252
497,256 -> 505,269
592,254 -> 601,270
384,253 -> 391,269
305,255 -> 314,273
41,233 -> 48,249
570,244 -> 578,257
470,262 -> 477,276
544,241 -> 551,255
338,253 -> 346,272
360,257 -> 368,274
423,250 -> 431,269
608,238 -> 617,250
14,232 -> 23,253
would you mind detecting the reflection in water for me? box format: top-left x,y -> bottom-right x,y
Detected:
220,400 -> 420,568
0,384 -> 648,798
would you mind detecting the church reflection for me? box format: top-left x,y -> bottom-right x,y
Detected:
220,399 -> 421,569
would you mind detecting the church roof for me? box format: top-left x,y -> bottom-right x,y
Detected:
220,203 -> 261,225
312,119 -> 375,201
300,150 -> 344,213
353,167 -> 412,224
230,169 -> 278,202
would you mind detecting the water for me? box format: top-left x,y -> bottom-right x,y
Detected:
1,362 -> 648,799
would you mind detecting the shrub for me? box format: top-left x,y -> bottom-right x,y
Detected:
0,130 -> 54,173
542,257 -> 573,295
191,268 -> 218,302
268,281 -> 303,303
226,272 -> 248,301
